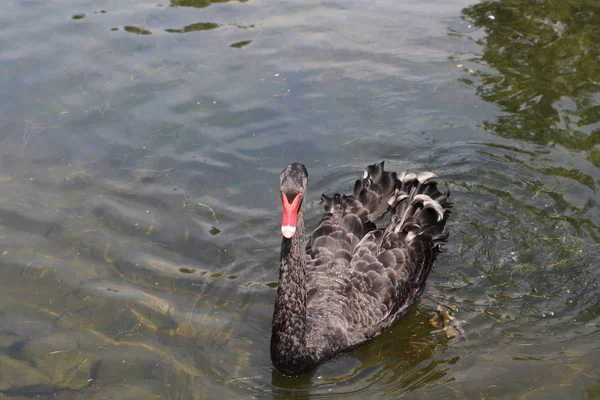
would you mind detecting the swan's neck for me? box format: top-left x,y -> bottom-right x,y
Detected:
270,204 -> 315,375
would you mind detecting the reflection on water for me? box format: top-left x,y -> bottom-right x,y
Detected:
270,307 -> 457,399
460,0 -> 600,167
0,0 -> 599,398
447,1 -> 600,397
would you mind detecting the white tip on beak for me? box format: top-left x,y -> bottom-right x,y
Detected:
281,225 -> 296,238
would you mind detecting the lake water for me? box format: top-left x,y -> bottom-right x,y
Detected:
1,0 -> 599,398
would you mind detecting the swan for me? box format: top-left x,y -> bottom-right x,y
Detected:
270,161 -> 452,376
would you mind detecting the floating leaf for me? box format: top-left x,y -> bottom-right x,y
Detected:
166,22 -> 219,33
184,22 -> 219,32
124,26 -> 151,35
171,0 -> 248,8
230,40 -> 252,49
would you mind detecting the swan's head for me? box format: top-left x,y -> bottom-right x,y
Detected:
279,163 -> 308,239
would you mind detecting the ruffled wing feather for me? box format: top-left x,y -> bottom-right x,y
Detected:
304,161 -> 451,360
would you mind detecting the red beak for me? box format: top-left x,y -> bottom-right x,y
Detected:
281,192 -> 301,238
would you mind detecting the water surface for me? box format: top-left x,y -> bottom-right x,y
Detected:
0,0 -> 598,398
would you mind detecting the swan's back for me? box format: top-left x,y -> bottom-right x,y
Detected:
304,162 -> 451,361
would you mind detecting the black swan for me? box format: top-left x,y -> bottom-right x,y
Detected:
271,161 -> 452,376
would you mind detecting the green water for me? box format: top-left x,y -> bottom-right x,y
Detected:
0,0 -> 598,398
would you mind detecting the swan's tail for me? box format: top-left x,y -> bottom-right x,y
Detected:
319,161 -> 451,253
351,161 -> 399,222
320,161 -> 398,228
320,161 -> 448,227
384,171 -> 452,290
